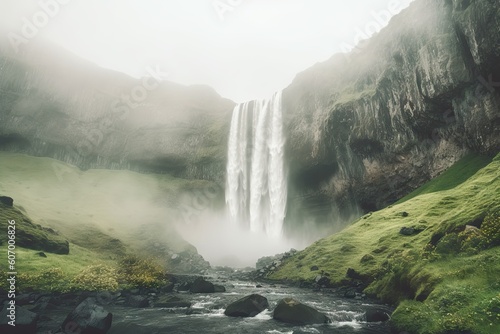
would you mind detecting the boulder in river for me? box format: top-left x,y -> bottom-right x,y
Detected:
125,295 -> 149,308
365,309 -> 390,322
61,297 -> 112,334
189,277 -> 215,293
214,284 -> 226,292
273,298 -> 330,325
224,294 -> 269,317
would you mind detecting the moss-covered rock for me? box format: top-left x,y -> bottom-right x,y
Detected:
0,204 -> 69,254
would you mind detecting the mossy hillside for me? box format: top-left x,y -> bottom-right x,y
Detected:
0,151 -> 220,254
0,204 -> 69,254
0,205 -> 169,292
271,153 -> 500,333
396,154 -> 493,204
0,245 -> 168,292
0,152 -> 216,292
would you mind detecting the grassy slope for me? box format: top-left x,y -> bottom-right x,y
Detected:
0,152 -> 220,291
0,152 -> 218,250
396,154 -> 492,204
271,153 -> 500,334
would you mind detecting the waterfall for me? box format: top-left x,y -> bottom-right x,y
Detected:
225,91 -> 287,238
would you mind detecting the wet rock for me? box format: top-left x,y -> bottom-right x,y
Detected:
224,294 -> 269,317
0,196 -> 13,207
214,284 -> 226,292
310,265 -> 319,271
92,291 -> 116,306
365,309 -> 390,322
160,282 -> 174,293
401,212 -> 409,217
28,296 -> 58,313
61,297 -> 112,334
314,275 -> 330,287
176,282 -> 191,292
0,304 -> 38,334
273,298 -> 329,325
189,277 -> 215,293
344,289 -> 357,298
125,295 -> 149,308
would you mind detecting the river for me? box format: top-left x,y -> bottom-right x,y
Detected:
105,274 -> 393,334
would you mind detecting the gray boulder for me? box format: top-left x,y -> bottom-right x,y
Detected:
273,298 -> 329,325
125,295 -> 149,308
189,277 -> 215,293
61,297 -> 112,334
224,294 -> 269,317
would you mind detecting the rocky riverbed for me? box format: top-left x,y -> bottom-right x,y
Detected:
0,270 -> 394,334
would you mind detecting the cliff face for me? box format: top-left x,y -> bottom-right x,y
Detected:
282,0 -> 500,229
0,44 -> 235,184
0,0 -> 498,235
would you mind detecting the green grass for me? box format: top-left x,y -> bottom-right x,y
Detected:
0,151 -> 221,292
271,153 -> 500,334
396,153 -> 492,204
0,151 -> 220,252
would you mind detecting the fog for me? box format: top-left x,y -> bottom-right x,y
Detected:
1,0 -> 415,268
1,0 -> 414,102
176,213 -> 296,268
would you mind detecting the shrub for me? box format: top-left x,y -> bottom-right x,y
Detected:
18,268 -> 70,292
481,210 -> 500,247
118,255 -> 167,288
435,233 -> 461,254
72,264 -> 119,291
459,228 -> 486,254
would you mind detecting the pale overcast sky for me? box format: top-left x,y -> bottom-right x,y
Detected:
1,0 -> 414,102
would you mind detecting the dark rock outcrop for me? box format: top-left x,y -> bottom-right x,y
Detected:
0,0 -> 498,239
365,309 -> 391,322
0,196 -> 13,207
124,295 -> 149,308
61,297 -> 112,334
214,284 -> 226,292
189,277 -> 215,293
254,249 -> 298,278
283,0 -> 500,232
224,294 -> 269,317
273,298 -> 330,325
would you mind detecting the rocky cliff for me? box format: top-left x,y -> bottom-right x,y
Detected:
0,0 -> 498,236
282,0 -> 500,231
0,42 -> 235,184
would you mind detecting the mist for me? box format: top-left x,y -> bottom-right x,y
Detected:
0,0 -> 414,103
1,0 -> 415,268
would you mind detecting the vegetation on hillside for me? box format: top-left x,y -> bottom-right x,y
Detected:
271,153 -> 500,334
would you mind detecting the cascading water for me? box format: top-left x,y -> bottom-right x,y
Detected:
225,91 -> 287,238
